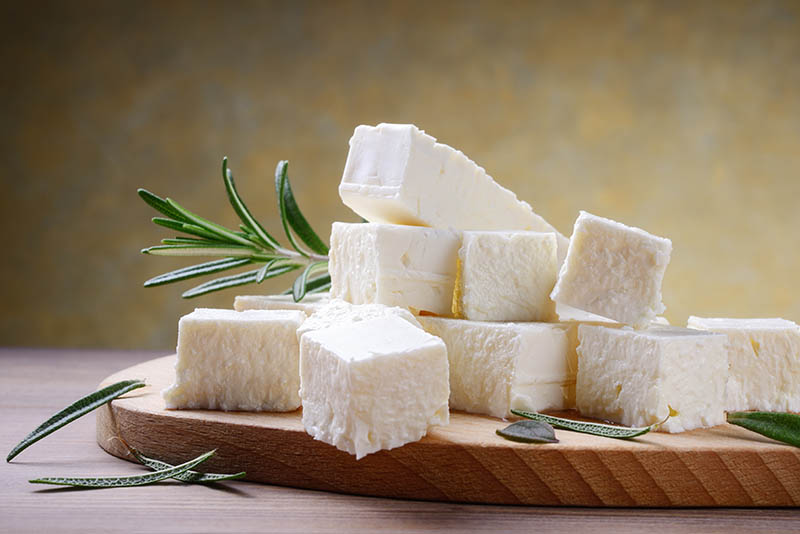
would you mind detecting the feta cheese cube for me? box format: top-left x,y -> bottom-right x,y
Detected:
418,316 -> 572,418
453,231 -> 558,322
687,317 -> 800,412
339,123 -> 569,263
296,298 -> 422,341
299,316 -> 449,459
233,292 -> 330,314
329,222 -> 461,316
551,211 -> 672,328
576,325 -> 728,433
163,309 -> 306,412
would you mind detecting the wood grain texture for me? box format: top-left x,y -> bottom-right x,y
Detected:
6,349 -> 800,534
96,355 -> 800,507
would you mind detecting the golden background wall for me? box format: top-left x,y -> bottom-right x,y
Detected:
1,0 -> 798,349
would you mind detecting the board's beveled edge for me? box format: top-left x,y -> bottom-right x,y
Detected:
96,355 -> 800,507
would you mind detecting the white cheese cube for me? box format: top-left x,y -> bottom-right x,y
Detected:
233,292 -> 330,314
453,231 -> 558,322
329,222 -> 461,316
576,325 -> 728,433
418,316 -> 572,418
559,315 -> 670,404
339,123 -> 569,263
296,298 -> 421,341
299,316 -> 449,459
551,211 -> 672,328
687,317 -> 800,412
163,309 -> 306,412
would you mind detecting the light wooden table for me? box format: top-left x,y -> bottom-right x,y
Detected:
2,348 -> 798,533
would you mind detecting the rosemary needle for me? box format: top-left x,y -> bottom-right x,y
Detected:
7,379 -> 146,462
30,450 -> 217,488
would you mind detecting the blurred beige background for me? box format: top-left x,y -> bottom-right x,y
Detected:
1,0 -> 798,349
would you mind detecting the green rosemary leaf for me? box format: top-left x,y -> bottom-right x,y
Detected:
496,420 -> 558,443
130,448 -> 245,483
727,411 -> 800,448
182,269 -> 260,298
255,258 -> 282,284
292,261 -> 328,302
223,157 -> 281,250
152,217 -> 224,242
165,198 -> 255,247
7,380 -> 146,462
138,189 -> 188,222
142,244 -> 258,257
281,272 -> 331,296
305,273 -> 331,294
275,161 -> 309,257
511,409 -> 655,439
160,237 -> 233,246
274,160 -> 329,256
307,281 -> 331,294
144,258 -> 253,287
30,450 -> 216,488
182,264 -> 300,298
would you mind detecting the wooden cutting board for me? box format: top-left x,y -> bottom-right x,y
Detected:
96,355 -> 800,507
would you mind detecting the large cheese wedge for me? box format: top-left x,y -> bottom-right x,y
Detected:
163,308 -> 306,412
687,317 -> 800,412
329,222 -> 461,316
299,315 -> 449,459
576,325 -> 728,433
339,123 -> 569,263
418,316 -> 572,418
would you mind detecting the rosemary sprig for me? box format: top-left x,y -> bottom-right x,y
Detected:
30,450 -> 217,488
140,158 -> 330,300
511,409 -> 656,439
7,379 -> 146,462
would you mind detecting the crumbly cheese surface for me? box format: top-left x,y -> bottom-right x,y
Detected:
233,293 -> 330,314
296,298 -> 422,341
687,317 -> 800,412
454,231 -> 558,322
339,123 -> 569,263
418,316 -> 572,418
299,316 -> 449,459
551,211 -> 672,328
576,325 -> 728,433
163,308 -> 307,412
328,221 -> 461,316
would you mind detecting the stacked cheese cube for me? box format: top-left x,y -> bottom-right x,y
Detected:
163,123 -> 799,460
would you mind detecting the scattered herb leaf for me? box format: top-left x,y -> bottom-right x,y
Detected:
496,420 -> 558,443
7,379 -> 146,462
727,411 -> 800,448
